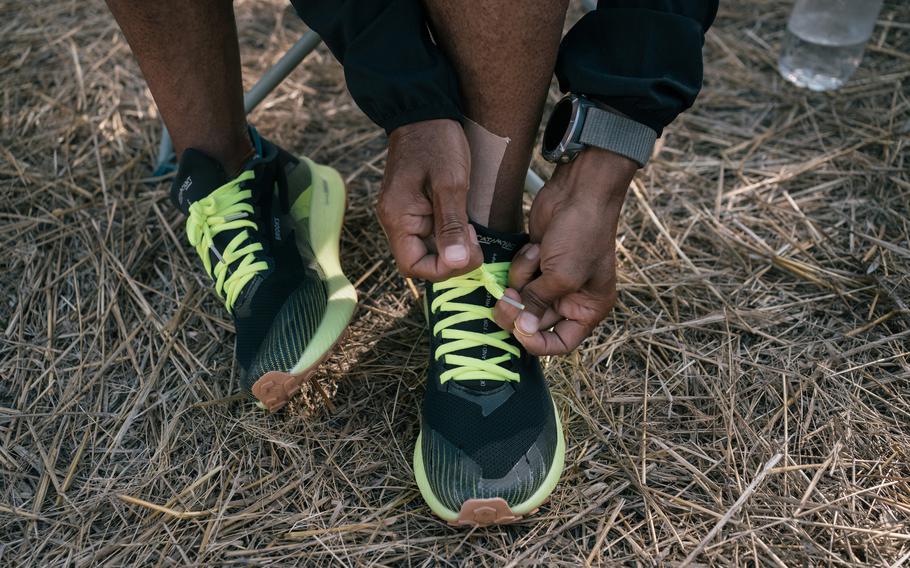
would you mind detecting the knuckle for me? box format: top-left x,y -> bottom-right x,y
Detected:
525,343 -> 547,356
601,290 -> 618,313
395,261 -> 415,279
528,203 -> 546,231
520,287 -> 549,312
376,193 -> 395,222
550,345 -> 569,356
436,216 -> 465,238
550,271 -> 583,291
589,278 -> 617,306
431,168 -> 468,194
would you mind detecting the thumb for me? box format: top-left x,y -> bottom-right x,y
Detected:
514,271 -> 580,336
431,174 -> 481,270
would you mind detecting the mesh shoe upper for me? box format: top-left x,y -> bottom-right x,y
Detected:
169,133 -> 328,392
419,223 -> 560,512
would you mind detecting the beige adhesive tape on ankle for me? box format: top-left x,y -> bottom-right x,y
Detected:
464,117 -> 509,226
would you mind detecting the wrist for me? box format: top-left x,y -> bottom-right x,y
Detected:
555,147 -> 636,204
389,118 -> 461,141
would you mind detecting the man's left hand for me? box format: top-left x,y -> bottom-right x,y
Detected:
492,147 -> 637,355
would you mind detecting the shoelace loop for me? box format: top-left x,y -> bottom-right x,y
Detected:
431,263 -> 520,384
186,170 -> 269,312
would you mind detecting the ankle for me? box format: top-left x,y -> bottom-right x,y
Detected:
484,208 -> 524,234
224,143 -> 256,177
219,129 -> 256,176
173,126 -> 255,177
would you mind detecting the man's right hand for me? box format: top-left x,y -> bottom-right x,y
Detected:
377,119 -> 483,281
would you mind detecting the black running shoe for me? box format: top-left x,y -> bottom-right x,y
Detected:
170,129 -> 356,411
414,222 -> 565,526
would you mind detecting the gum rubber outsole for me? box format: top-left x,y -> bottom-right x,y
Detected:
450,498 -> 524,527
250,329 -> 348,412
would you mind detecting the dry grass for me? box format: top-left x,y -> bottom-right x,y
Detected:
2,0 -> 909,565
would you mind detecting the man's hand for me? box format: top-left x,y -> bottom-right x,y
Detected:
377,119 -> 483,281
493,147 -> 636,355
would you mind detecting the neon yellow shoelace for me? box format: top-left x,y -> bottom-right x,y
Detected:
186,170 -> 269,312
431,263 -> 520,384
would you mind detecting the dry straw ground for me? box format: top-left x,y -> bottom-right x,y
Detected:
2,0 -> 909,565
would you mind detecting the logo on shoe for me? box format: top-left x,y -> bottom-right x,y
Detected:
233,274 -> 264,318
177,176 -> 193,207
476,235 -> 517,251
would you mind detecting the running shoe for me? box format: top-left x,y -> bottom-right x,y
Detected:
170,129 -> 356,411
414,222 -> 565,526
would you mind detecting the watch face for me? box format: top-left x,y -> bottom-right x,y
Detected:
543,97 -> 573,155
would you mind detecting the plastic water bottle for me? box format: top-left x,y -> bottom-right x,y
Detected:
778,0 -> 884,91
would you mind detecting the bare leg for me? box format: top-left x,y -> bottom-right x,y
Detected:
106,0 -> 253,174
423,0 -> 569,233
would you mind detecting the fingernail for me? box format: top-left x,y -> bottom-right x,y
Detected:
524,244 -> 539,260
445,244 -> 467,264
516,312 -> 539,335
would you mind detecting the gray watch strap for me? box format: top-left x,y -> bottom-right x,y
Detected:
579,107 -> 658,167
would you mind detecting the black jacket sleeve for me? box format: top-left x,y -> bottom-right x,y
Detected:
290,0 -> 462,133
556,0 -> 718,135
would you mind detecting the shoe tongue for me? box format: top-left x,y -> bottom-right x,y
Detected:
170,148 -> 231,214
443,222 -> 528,392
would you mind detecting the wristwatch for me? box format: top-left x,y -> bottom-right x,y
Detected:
541,94 -> 658,167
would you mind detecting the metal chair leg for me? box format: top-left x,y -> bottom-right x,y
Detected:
242,30 -> 322,113
152,125 -> 176,177
524,168 -> 545,195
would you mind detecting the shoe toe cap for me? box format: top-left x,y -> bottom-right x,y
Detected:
238,280 -> 327,390
419,425 -> 558,514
